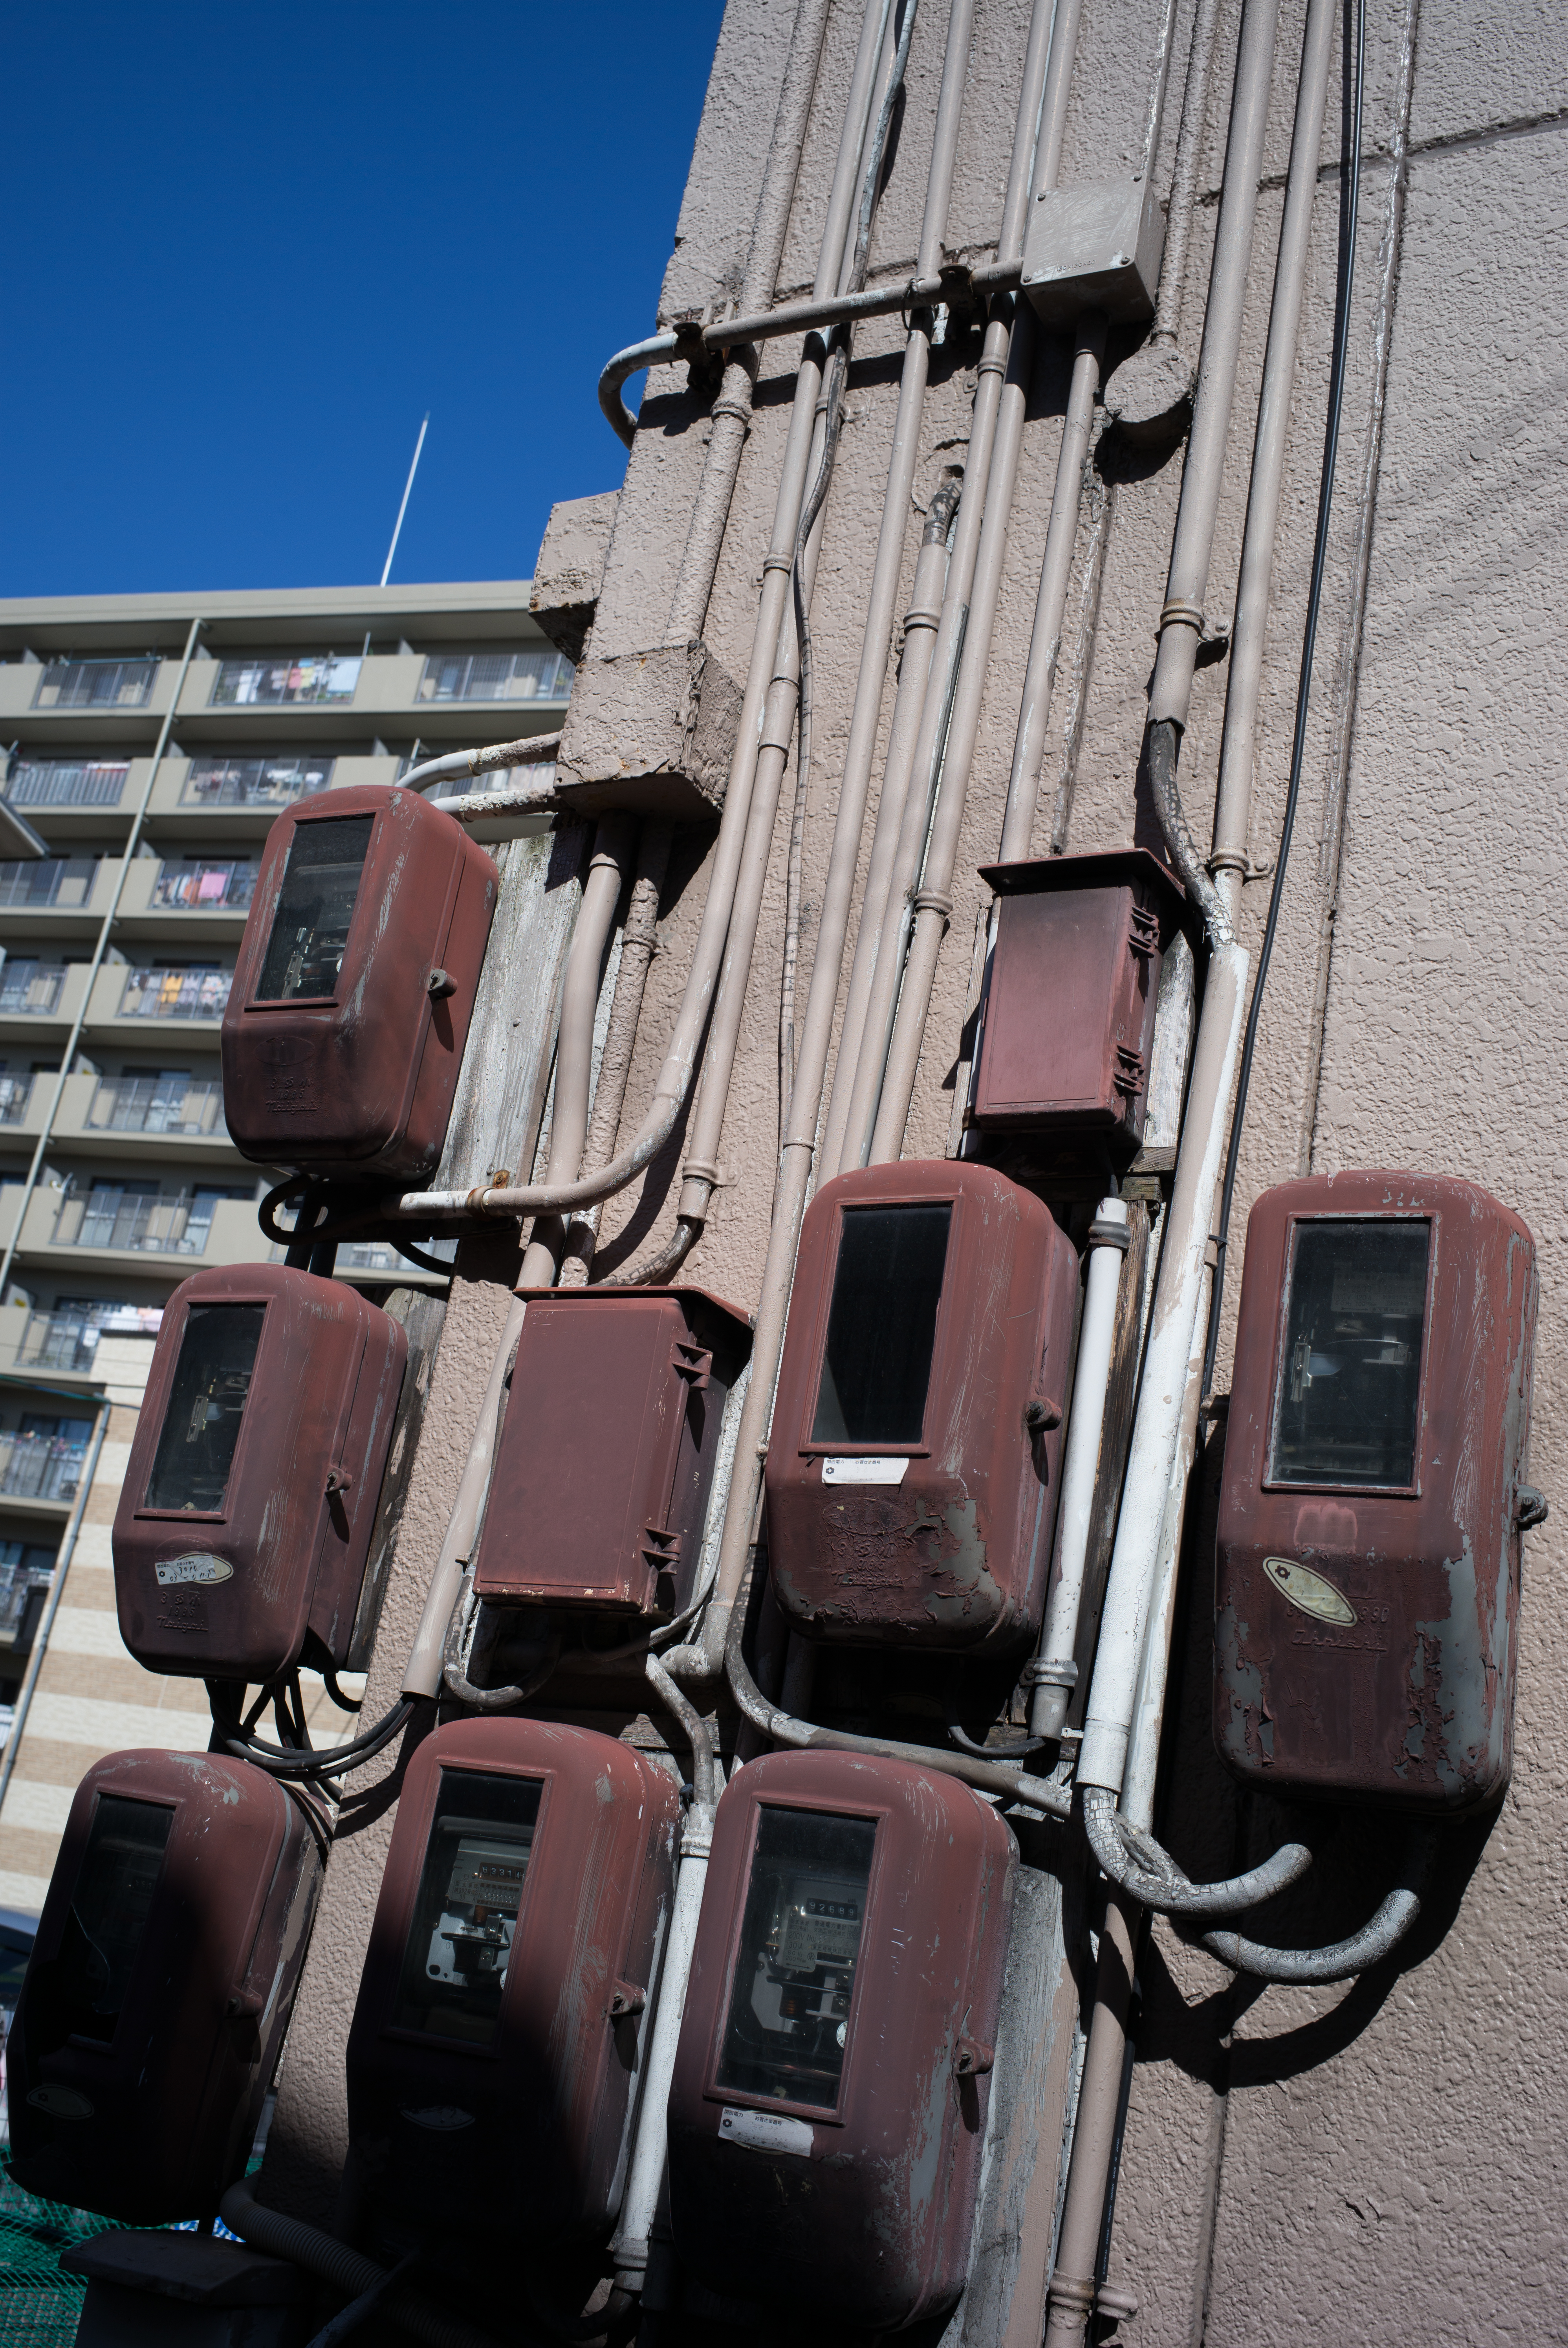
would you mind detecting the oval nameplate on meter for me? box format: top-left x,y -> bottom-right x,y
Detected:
401,2106 -> 476,2131
155,1554 -> 234,1588
1263,1555 -> 1356,1627
27,2084 -> 94,2119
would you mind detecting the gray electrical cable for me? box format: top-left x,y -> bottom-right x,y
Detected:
1083,1785 -> 1313,1919
1194,1832 -> 1436,1983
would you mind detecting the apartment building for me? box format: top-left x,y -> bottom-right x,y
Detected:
0,584 -> 570,1902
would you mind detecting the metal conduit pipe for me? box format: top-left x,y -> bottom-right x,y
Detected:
395,0 -> 895,1235
1195,1832 -> 1438,1982
1041,1889 -> 1140,2348
517,816 -> 638,1290
1028,1200 -> 1129,1741
403,1299 -> 525,1700
401,733 -> 561,795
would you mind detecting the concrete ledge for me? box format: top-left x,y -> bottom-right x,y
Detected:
555,637 -> 740,821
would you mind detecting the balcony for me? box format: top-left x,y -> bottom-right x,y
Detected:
2,758 -> 128,810
181,755 -> 335,809
0,964 -> 67,1017
0,857 -> 99,911
51,1185 -> 231,1257
31,659 -> 158,712
15,1304 -> 164,1375
333,1236 -> 457,1276
0,1429 -> 90,1505
151,860 -> 256,913
89,1074 -> 223,1138
119,967 -> 231,1022
0,1079 -> 32,1127
417,649 -> 574,704
211,655 -> 361,708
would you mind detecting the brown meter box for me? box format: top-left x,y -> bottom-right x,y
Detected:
347,1717 -> 680,2242
971,849 -> 1190,1146
114,1264 -> 407,1683
222,784 -> 496,1181
767,1161 -> 1079,1655
667,1749 -> 1016,2332
8,1750 -> 321,2224
1215,1170 -> 1539,1813
474,1287 -> 751,1622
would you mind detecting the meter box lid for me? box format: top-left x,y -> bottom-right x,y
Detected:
474,1287 -> 751,1621
971,851 -> 1190,1145
767,1160 -> 1079,1655
222,784 -> 497,1181
7,1750 -> 321,2225
346,1718 -> 680,2242
114,1264 -> 407,1683
667,1749 -> 1016,2331
1215,1170 -> 1539,1813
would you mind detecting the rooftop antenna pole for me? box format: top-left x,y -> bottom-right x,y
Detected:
380,413 -> 429,588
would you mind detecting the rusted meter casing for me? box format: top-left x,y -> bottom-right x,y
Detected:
7,1751 -> 321,2223
222,784 -> 496,1180
971,850 -> 1189,1146
1215,1171 -> 1539,1812
113,1264 -> 407,1681
473,1288 -> 751,1622
767,1161 -> 1079,1654
667,1750 -> 1015,2331
347,1719 -> 680,2241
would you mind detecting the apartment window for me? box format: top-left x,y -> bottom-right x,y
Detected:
416,649 -> 575,704
32,660 -> 158,712
181,754 -> 334,809
18,1298 -> 163,1374
0,1415 -> 93,1503
211,655 -> 361,707
0,962 -> 67,1016
0,1541 -> 57,1640
51,1182 -> 247,1257
3,758 -> 128,809
119,967 -> 232,1022
0,1070 -> 29,1125
151,858 -> 257,912
89,1070 -> 222,1137
0,857 -> 99,911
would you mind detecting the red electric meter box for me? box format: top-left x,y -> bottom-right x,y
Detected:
1215,1170 -> 1539,1813
346,1717 -> 680,2242
221,784 -> 496,1181
766,1161 -> 1079,1655
970,850 -> 1189,1147
667,1750 -> 1015,2331
113,1264 -> 407,1682
473,1287 -> 751,1623
7,1750 -> 321,2224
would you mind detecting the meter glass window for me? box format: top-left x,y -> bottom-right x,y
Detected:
255,814 -> 374,1001
145,1303 -> 264,1513
1271,1218 -> 1430,1488
55,1796 -> 172,2043
391,1769 -> 542,2046
811,1203 -> 952,1445
716,1806 -> 877,2110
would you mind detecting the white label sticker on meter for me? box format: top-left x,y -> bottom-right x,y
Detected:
822,1457 -> 908,1486
719,2105 -> 815,2157
155,1554 -> 234,1587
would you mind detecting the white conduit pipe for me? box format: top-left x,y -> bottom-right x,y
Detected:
392,0 -> 893,1233
1028,1199 -> 1129,1741
400,733 -> 561,796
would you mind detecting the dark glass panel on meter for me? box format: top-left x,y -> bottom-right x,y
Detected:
54,1796 -> 172,2043
255,815 -> 374,1001
716,1808 -> 877,2110
391,1770 -> 542,2046
145,1304 -> 264,1513
811,1203 -> 951,1445
1271,1218 -> 1430,1488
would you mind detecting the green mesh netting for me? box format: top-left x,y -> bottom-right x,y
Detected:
0,2161 -> 120,2347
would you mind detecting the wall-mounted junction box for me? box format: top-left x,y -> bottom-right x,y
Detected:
113,1264 -> 407,1682
1020,178 -> 1164,325
1215,1170 -> 1539,1812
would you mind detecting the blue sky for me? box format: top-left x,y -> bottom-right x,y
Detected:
1,2 -> 725,596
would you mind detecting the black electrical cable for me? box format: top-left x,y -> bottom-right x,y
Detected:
209,1691 -> 416,1781
321,1662 -> 363,1714
1200,0 -> 1367,1401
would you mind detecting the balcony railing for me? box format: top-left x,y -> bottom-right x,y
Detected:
89,1075 -> 222,1137
0,1431 -> 89,1503
0,857 -> 99,911
3,758 -> 128,809
151,861 -> 256,912
32,659 -> 158,712
181,755 -> 335,809
119,968 -> 232,1022
417,649 -> 574,704
212,656 -> 361,707
0,965 -> 67,1016
0,1079 -> 32,1127
334,1237 -> 458,1273
17,1305 -> 165,1373
52,1188 -> 222,1257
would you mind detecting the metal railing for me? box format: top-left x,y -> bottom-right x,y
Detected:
51,1187 -> 221,1257
0,858 -> 99,911
333,1236 -> 458,1273
32,659 -> 158,712
212,655 -> 361,706
0,1431 -> 89,1503
2,759 -> 128,809
0,1080 -> 31,1128
0,965 -> 67,1016
151,861 -> 256,912
181,755 -> 335,808
119,967 -> 232,1021
16,1305 -> 165,1373
417,649 -> 574,704
88,1074 -> 223,1135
